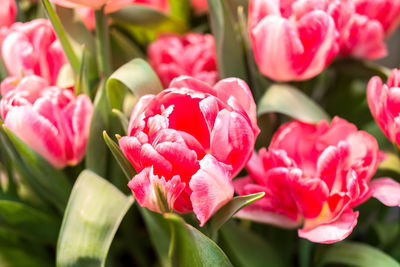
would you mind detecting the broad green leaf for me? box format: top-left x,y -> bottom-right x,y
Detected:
0,200 -> 59,244
86,81 -> 109,177
103,131 -> 136,181
219,221 -> 284,267
0,227 -> 52,266
169,0 -> 190,24
110,5 -> 187,29
140,209 -> 171,267
55,5 -> 99,91
236,5 -> 269,101
111,109 -> 129,134
316,241 -> 400,267
107,58 -> 163,110
165,213 -> 233,267
1,125 -> 71,213
210,192 -> 264,236
332,59 -> 390,80
0,246 -> 52,267
110,28 -> 145,68
208,0 -> 248,81
41,0 -> 80,74
57,170 -> 134,267
258,84 -> 330,123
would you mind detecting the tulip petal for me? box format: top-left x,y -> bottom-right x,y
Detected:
190,155 -> 234,226
214,78 -> 258,132
5,106 -> 66,168
128,167 -> 186,213
211,110 -> 254,176
298,210 -> 359,244
369,177 -> 400,206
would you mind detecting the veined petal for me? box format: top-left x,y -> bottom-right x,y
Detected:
298,210 -> 359,244
189,155 -> 234,226
369,177 -> 400,206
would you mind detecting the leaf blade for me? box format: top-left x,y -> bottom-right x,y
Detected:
56,170 -> 134,267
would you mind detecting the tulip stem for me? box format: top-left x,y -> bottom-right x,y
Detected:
95,7 -> 112,78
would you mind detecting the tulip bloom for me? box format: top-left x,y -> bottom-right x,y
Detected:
50,0 -> 168,13
1,19 -> 67,85
339,0 -> 400,59
0,0 -> 16,28
234,117 -> 400,243
248,0 -> 338,81
148,33 -> 218,88
0,75 -> 93,169
367,69 -> 400,146
191,0 -> 208,14
119,76 -> 259,226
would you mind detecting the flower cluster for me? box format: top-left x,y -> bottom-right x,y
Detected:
148,33 -> 218,88
119,76 -> 259,225
234,117 -> 398,243
0,75 -> 93,169
249,0 -> 400,81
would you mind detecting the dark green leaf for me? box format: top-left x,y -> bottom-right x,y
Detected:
109,5 -> 187,30
140,209 -> 171,267
316,241 -> 400,267
57,170 -> 134,267
258,84 -> 330,123
208,0 -> 248,81
219,221 -> 284,267
0,200 -> 59,244
210,192 -> 264,236
41,0 -> 80,73
165,213 -> 233,267
103,131 -> 136,181
86,81 -> 109,177
1,125 -> 71,213
106,58 -> 163,110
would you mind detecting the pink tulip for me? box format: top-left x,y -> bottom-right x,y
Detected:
191,0 -> 208,14
51,0 -> 168,13
0,0 -> 17,28
248,0 -> 339,81
148,33 -> 218,88
119,76 -> 259,226
234,117 -> 400,243
1,19 -> 67,85
0,75 -> 93,169
338,0 -> 400,59
368,69 -> 400,146
76,8 -> 96,30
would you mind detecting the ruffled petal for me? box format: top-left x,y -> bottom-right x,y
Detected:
189,155 -> 234,226
298,210 -> 359,244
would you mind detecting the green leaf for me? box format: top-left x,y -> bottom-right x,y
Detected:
258,84 -> 330,123
0,246 -> 52,267
1,125 -> 71,213
210,192 -> 265,236
110,5 -> 187,30
86,81 -> 110,177
111,109 -> 129,134
0,200 -> 59,244
103,131 -> 136,181
316,241 -> 400,267
140,209 -> 171,267
57,170 -> 134,267
169,0 -> 190,25
165,213 -> 233,267
219,221 -> 284,267
208,0 -> 248,81
106,58 -> 163,110
41,0 -> 80,74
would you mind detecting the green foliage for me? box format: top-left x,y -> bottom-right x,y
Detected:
57,170 -> 133,267
166,213 -> 233,267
